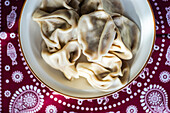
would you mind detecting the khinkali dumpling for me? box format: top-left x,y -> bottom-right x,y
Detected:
77,11 -> 117,60
41,40 -> 81,80
112,14 -> 140,54
77,62 -> 129,91
90,53 -> 123,77
33,9 -> 79,52
109,28 -> 133,60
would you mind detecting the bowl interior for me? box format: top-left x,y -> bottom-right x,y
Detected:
20,0 -> 155,98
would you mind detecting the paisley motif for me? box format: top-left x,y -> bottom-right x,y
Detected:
9,85 -> 44,113
140,84 -> 170,113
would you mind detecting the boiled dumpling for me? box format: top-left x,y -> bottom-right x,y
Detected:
77,63 -> 117,90
90,53 -> 123,77
112,14 -> 140,54
33,9 -> 79,52
109,28 -> 133,60
77,11 -> 117,60
41,40 -> 81,80
77,62 -> 128,91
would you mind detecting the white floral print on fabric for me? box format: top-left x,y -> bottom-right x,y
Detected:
11,70 -> 23,83
7,42 -> 17,65
9,85 -> 44,113
165,6 -> 170,26
140,84 -> 170,113
126,105 -> 138,113
4,90 -> 11,97
0,32 -> 7,40
165,46 -> 170,66
159,71 -> 170,83
7,6 -> 17,29
45,105 -> 57,113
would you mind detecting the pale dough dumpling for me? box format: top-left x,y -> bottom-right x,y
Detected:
109,28 -> 133,60
91,53 -> 123,77
41,40 -> 81,80
77,62 -> 129,91
33,9 -> 79,52
112,14 -> 140,54
77,11 -> 117,60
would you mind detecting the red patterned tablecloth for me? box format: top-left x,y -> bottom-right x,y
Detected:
0,0 -> 170,113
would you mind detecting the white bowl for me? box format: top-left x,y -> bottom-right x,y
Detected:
19,0 -> 155,99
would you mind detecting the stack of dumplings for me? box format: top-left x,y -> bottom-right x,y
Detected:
33,0 -> 140,91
